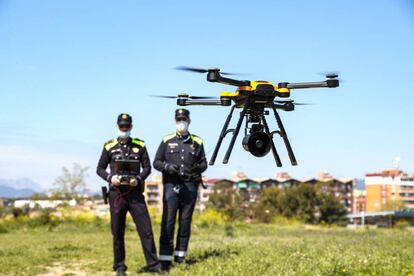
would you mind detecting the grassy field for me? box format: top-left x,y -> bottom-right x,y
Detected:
0,218 -> 413,276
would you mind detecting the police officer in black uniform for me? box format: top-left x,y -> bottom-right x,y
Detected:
97,113 -> 162,275
153,109 -> 208,270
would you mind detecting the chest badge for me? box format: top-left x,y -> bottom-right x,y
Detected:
132,147 -> 139,153
168,142 -> 178,149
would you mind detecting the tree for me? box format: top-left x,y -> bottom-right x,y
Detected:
268,184 -> 319,223
317,192 -> 347,225
253,184 -> 347,225
52,163 -> 89,199
208,186 -> 248,221
252,187 -> 282,223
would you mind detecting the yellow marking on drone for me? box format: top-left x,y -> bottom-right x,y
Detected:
236,80 -> 274,92
275,87 -> 290,93
222,81 -> 290,97
220,91 -> 239,97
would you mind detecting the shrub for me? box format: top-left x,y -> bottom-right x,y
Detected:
194,208 -> 228,227
394,220 -> 409,230
224,224 -> 235,237
0,223 -> 8,234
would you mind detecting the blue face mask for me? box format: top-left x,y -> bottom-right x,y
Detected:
117,129 -> 131,138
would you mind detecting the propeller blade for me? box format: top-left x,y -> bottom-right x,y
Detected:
293,103 -> 312,106
174,66 -> 244,76
275,100 -> 312,106
317,71 -> 345,83
188,95 -> 218,99
174,66 -> 209,73
149,94 -> 217,99
220,72 -> 238,76
150,94 -> 178,99
318,71 -> 340,78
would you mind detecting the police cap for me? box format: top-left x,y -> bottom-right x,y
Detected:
117,113 -> 132,126
175,109 -> 190,120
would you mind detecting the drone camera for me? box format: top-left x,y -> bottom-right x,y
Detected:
242,124 -> 272,157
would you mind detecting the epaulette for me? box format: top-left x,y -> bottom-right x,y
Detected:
163,133 -> 176,143
131,138 -> 145,148
190,134 -> 203,145
104,139 -> 118,151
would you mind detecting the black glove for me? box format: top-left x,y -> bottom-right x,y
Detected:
191,163 -> 202,174
137,176 -> 145,193
164,163 -> 179,175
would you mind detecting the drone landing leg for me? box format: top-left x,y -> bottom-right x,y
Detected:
222,107 -> 247,164
262,114 -> 283,167
209,105 -> 236,165
271,105 -> 298,166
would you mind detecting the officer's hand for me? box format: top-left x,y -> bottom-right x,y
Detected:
129,177 -> 139,187
165,163 -> 179,175
110,175 -> 121,186
191,163 -> 201,174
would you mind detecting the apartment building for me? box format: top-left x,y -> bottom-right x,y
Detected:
365,169 -> 414,211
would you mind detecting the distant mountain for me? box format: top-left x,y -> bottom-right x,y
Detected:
0,185 -> 37,198
0,178 -> 43,192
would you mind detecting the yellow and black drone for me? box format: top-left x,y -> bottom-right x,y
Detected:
153,66 -> 339,167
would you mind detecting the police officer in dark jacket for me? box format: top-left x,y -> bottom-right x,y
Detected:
153,109 -> 208,270
97,113 -> 161,275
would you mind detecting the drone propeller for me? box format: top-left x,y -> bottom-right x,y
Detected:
275,100 -> 312,106
317,71 -> 345,83
318,71 -> 339,78
174,66 -> 240,76
150,94 -> 218,100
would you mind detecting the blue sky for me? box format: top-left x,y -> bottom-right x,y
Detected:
1,0 -> 413,190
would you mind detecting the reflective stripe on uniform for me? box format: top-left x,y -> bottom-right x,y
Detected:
159,255 -> 173,261
163,133 -> 176,143
174,251 -> 186,257
104,139 -> 118,151
132,139 -> 145,147
190,135 -> 202,145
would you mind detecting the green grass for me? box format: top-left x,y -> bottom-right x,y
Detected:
0,221 -> 413,275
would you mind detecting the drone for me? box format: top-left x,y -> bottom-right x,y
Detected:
153,66 -> 339,167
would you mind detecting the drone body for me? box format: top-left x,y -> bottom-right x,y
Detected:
154,67 -> 339,167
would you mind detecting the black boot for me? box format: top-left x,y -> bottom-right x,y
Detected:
116,268 -> 126,276
174,256 -> 185,264
138,263 -> 163,274
160,261 -> 171,271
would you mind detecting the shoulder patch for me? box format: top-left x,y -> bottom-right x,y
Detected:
132,138 -> 145,148
104,139 -> 118,151
190,134 -> 203,145
163,133 -> 176,143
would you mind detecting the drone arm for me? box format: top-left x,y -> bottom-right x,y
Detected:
206,71 -> 250,87
177,99 -> 224,106
285,79 -> 339,89
215,76 -> 250,87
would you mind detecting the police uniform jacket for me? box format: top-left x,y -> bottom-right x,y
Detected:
153,133 -> 207,183
97,137 -> 151,188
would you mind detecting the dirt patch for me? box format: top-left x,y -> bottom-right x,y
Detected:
38,261 -> 107,276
